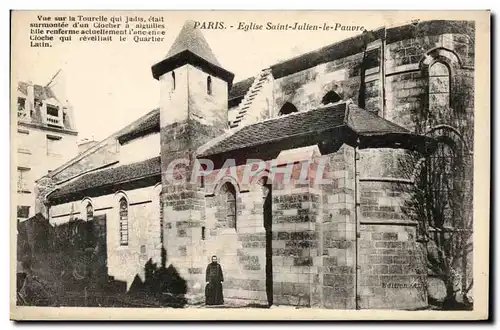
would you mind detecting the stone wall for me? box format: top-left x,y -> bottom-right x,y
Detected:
383,27 -> 475,303
358,223 -> 427,309
385,31 -> 475,137
188,65 -> 229,131
315,145 -> 357,309
119,132 -> 160,166
357,148 -> 427,309
271,172 -> 320,307
49,139 -> 119,183
183,147 -> 328,306
273,52 -> 364,114
158,62 -> 231,299
49,185 -> 162,289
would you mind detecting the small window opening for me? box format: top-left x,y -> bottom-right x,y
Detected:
207,76 -> 212,95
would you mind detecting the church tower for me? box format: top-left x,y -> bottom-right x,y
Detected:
151,21 -> 234,294
152,20 -> 234,149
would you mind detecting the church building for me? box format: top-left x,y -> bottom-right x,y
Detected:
35,20 -> 474,309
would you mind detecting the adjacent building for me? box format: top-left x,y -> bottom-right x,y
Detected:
15,78 -> 79,221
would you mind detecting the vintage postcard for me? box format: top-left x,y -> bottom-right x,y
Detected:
10,10 -> 490,320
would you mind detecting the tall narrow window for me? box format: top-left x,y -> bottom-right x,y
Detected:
171,71 -> 176,91
429,62 -> 451,118
86,202 -> 94,222
207,76 -> 212,95
119,197 -> 129,246
223,183 -> 237,229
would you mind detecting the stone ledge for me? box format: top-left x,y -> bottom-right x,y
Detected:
385,63 -> 420,76
359,177 -> 413,184
360,219 -> 418,226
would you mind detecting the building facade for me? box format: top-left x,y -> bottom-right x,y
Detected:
15,79 -> 79,221
36,20 -> 474,309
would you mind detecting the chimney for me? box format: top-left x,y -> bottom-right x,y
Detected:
78,138 -> 98,154
26,81 -> 34,115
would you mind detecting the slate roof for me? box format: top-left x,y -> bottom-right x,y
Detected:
18,81 -> 57,100
198,102 -> 412,157
229,77 -> 255,101
164,20 -> 221,67
346,104 -> 410,135
117,108 -> 160,143
47,157 -> 161,201
270,21 -> 471,79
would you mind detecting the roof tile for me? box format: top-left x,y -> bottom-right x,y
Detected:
18,81 -> 57,101
346,104 -> 410,135
165,20 -> 221,67
198,102 -> 413,157
48,157 -> 161,201
199,103 -> 347,156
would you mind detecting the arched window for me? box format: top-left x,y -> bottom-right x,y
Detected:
207,76 -> 212,95
221,183 -> 237,229
278,102 -> 298,116
86,202 -> 93,222
119,197 -> 129,246
429,62 -> 451,114
321,91 -> 342,105
171,71 -> 176,91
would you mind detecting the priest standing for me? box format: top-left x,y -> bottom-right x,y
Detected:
205,255 -> 224,305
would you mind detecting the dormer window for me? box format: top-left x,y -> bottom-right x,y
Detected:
46,104 -> 62,127
47,105 -> 59,117
207,76 -> 212,95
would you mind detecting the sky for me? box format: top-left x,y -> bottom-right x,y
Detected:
12,11 -> 431,142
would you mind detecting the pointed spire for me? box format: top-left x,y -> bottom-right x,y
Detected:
165,20 -> 221,67
152,20 -> 234,85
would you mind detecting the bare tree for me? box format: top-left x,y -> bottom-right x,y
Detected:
399,145 -> 473,310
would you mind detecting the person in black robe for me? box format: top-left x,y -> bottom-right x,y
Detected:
205,255 -> 224,305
